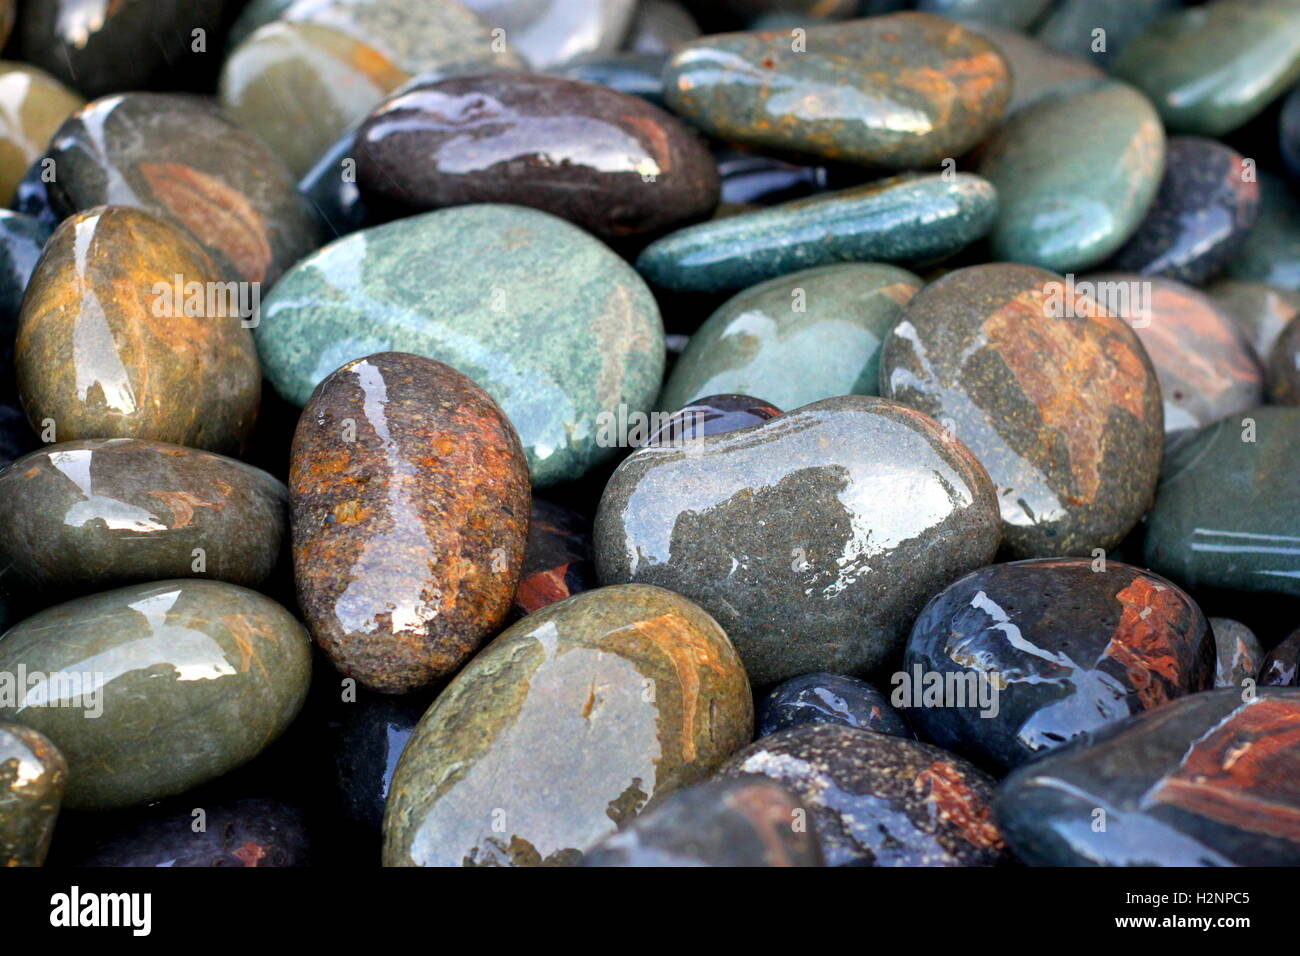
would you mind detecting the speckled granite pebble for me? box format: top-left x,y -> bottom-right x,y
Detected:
0,722 -> 65,866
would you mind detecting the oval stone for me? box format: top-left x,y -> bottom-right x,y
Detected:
1225,173 -> 1300,291
978,81 -> 1165,272
880,263 -> 1164,558
904,558 -> 1213,774
16,207 -> 261,454
757,672 -> 912,740
291,352 -> 530,694
1208,279 -> 1300,359
1260,631 -> 1300,687
641,394 -> 781,447
0,62 -> 83,205
594,395 -> 1002,686
0,580 -> 312,811
1268,317 -> 1300,405
462,0 -> 636,68
626,0 -> 700,56
0,439 -> 287,598
1210,618 -> 1264,689
382,584 -> 753,866
662,12 -> 1010,170
964,23 -> 1102,117
0,722 -> 65,866
660,263 -> 922,411
257,204 -> 665,486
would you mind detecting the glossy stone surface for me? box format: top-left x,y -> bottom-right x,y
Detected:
757,672 -> 911,740
257,204 -> 664,486
462,0 -> 637,68
1108,138 -> 1259,285
0,580 -> 311,810
581,777 -> 822,866
0,211 -> 53,399
997,688 -> 1300,866
663,13 -> 1010,170
641,394 -> 781,447
714,146 -> 831,206
721,724 -> 1007,866
1114,0 -> 1300,137
0,722 -> 65,866
595,395 -> 1002,686
636,173 -> 997,293
0,63 -> 83,205
1144,407 -> 1300,600
16,207 -> 261,454
1268,317 -> 1300,405
661,264 -> 921,411
1035,0 -> 1179,65
383,584 -> 753,866
354,72 -> 719,240
964,24 -> 1102,117
547,52 -> 668,106
512,499 -> 597,620
299,125 -> 369,239
291,353 -> 530,694
1209,279 -> 1300,359
880,263 -> 1164,558
978,81 -> 1165,272
1210,618 -> 1264,689
330,688 -> 431,836
1260,631 -> 1299,689
905,559 -> 1213,774
1225,173 -> 1300,291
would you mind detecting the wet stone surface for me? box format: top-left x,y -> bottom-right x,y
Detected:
757,672 -> 912,740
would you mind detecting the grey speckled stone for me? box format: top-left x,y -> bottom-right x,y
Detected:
1209,618 -> 1263,689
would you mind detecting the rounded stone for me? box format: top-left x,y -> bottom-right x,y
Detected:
0,722 -> 65,866
626,0 -> 700,55
757,672 -> 912,740
1208,279 -> 1300,360
1210,618 -> 1264,689
290,352 -> 530,694
1260,631 -> 1300,688
1268,317 -> 1300,405
0,580 -> 312,811
461,0 -> 637,68
714,146 -> 831,206
0,62 -> 83,205
641,394 -> 781,448
382,584 -> 753,867
546,52 -> 670,107
963,23 -> 1102,117
1034,0 -> 1179,65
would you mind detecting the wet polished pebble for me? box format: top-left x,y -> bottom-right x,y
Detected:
963,23 -> 1102,117
1209,279 -> 1300,360
641,394 -> 780,446
757,672 -> 912,740
546,52 -> 669,106
1260,631 -> 1300,687
462,0 -> 637,69
1210,618 -> 1264,689
512,499 -> 598,620
0,722 -> 66,866
0,63 -> 83,205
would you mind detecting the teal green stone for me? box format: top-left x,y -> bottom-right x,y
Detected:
1144,407 -> 1300,600
1226,173 -> 1300,291
635,173 -> 997,294
660,263 -> 922,411
965,24 -> 1103,117
256,204 -> 665,487
0,580 -> 312,810
1113,0 -> 1300,136
978,80 -> 1165,272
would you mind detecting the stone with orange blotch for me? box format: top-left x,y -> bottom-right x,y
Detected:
903,558 -> 1213,775
997,688 -> 1300,866
720,723 -> 1007,866
15,206 -> 261,455
382,584 -> 753,866
880,262 -> 1164,558
1209,618 -> 1263,690
1260,630 -> 1300,688
290,352 -> 530,695
662,12 -> 1010,170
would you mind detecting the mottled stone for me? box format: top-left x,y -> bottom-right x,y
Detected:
1268,317 -> 1300,404
904,559 -> 1213,774
1208,279 -> 1300,360
0,211 -> 53,401
757,672 -> 911,739
1260,631 -> 1300,687
626,0 -> 699,55
0,63 -> 83,205
661,264 -> 921,411
1108,138 -> 1259,285
1036,0 -> 1179,65
256,204 -> 665,486
0,439 -> 287,598
663,13 -> 1010,170
720,724 -> 1007,866
581,777 -> 822,866
917,0 -> 1051,30
382,584 -> 753,866
1225,173 -> 1300,291
641,394 -> 781,447
0,580 -> 311,810
996,688 -> 1300,866
463,0 -> 637,68
354,72 -> 720,240
594,395 -> 1002,686
636,173 -> 997,293
1144,407 -> 1300,600
1114,0 -> 1300,136
46,93 -> 318,287
0,722 -> 65,866
880,263 -> 1164,558
547,52 -> 668,106
1210,618 -> 1264,689
512,499 -> 597,620
291,352 -> 529,694
16,207 -> 261,454
963,24 -> 1102,117
978,81 -> 1165,272
714,146 -> 831,206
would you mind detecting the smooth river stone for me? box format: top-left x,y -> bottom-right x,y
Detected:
1269,317 -> 1300,404
641,394 -> 781,447
329,687 -> 432,837
463,0 -> 636,68
1225,173 -> 1300,291
511,499 -> 597,620
0,438 -> 287,598
1208,280 -> 1300,359
721,724 -> 1007,866
353,72 -> 720,241
978,81 -> 1165,273
0,211 -> 53,400
636,173 -> 997,294
46,93 -> 318,287
1210,618 -> 1264,689
581,777 -> 822,867
714,146 -> 832,207
0,63 -> 83,206
904,559 -> 1213,774
0,580 -> 311,810
382,584 -> 753,866
663,13 -> 1010,170
0,722 -> 65,866
594,395 -> 1002,686
996,688 -> 1300,866
1144,407 -> 1300,599
880,263 -> 1164,558
1113,0 -> 1300,137
1260,631 -> 1300,687
626,0 -> 699,55
291,352 -> 530,694
757,672 -> 911,740
964,24 -> 1102,117
256,204 -> 664,486
1035,0 -> 1179,65
660,263 -> 921,411
1107,138 -> 1259,285
16,207 -> 261,454
220,21 -> 411,179
917,0 -> 1051,30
